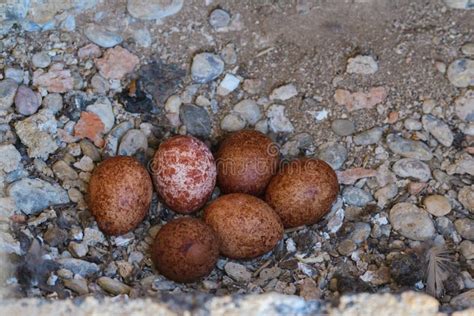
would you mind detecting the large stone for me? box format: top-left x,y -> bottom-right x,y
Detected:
14,85 -> 40,116
56,258 -> 99,277
386,134 -> 433,161
127,0 -> 184,20
32,64 -> 74,93
390,203 -> 435,241
392,158 -> 431,182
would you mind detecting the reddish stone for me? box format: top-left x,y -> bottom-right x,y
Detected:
74,112 -> 105,147
95,46 -> 139,80
32,63 -> 74,93
335,86 -> 387,112
336,168 -> 377,185
408,182 -> 427,195
387,111 -> 399,124
78,43 -> 102,60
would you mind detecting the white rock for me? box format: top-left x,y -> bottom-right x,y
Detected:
233,99 -> 261,125
269,84 -> 298,101
447,59 -> 474,88
127,0 -> 184,20
443,0 -> 474,9
73,156 -> 95,172
221,113 -> 246,132
165,95 -> 182,113
0,144 -> 21,173
224,262 -> 251,282
86,97 -> 115,133
455,90 -> 474,122
347,55 -> 378,75
266,105 -> 294,133
217,74 -> 240,96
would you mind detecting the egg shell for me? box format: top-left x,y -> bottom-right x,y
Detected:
216,130 -> 279,196
88,156 -> 153,235
265,158 -> 339,228
151,135 -> 216,214
203,193 -> 283,259
151,217 -> 219,283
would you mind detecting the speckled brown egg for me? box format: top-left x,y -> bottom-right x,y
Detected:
151,217 -> 219,283
265,158 -> 339,228
203,193 -> 283,259
216,130 -> 279,196
88,156 -> 153,235
151,135 -> 216,214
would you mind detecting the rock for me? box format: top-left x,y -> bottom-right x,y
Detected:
233,99 -> 261,125
32,63 -> 74,93
443,0 -> 474,10
80,140 -> 101,162
0,231 -> 21,255
386,134 -> 433,161
0,79 -> 18,110
32,51 -> 51,68
52,161 -> 79,181
458,186 -> 474,213
221,113 -> 246,132
318,143 -> 347,170
392,158 -> 431,182
97,277 -> 131,295
375,183 -> 398,207
451,290 -> 474,309
460,240 -> 474,260
180,104 -> 212,138
165,95 -> 182,114
269,84 -> 298,101
78,43 -> 102,60
91,74 -> 110,94
74,112 -> 105,147
64,278 -> 89,295
243,79 -> 263,95
327,208 -> 345,233
337,168 -> 377,185
14,85 -> 40,116
436,217 -> 455,236
7,178 -> 69,215
5,68 -> 25,84
104,121 -> 134,157
404,118 -> 422,131
421,115 -> 453,147
331,119 -> 355,136
86,97 -> 114,133
350,222 -> 371,244
334,86 -> 387,112
447,59 -> 474,88
353,127 -> 383,145
0,145 -> 21,173
209,9 -> 231,29
84,24 -> 123,48
59,15 -> 76,32
42,93 -> 63,114
280,133 -> 312,157
118,129 -> 148,157
217,74 -> 240,96
360,267 -> 391,286
342,186 -> 373,207
225,262 -> 251,282
338,239 -> 357,256
44,227 -> 67,247
346,55 -> 378,75
95,46 -> 139,80
69,242 -> 88,257
455,90 -> 474,122
56,258 -> 99,277
266,105 -> 294,133
73,156 -> 95,172
389,203 -> 435,241
446,155 -> 474,176
127,0 -> 184,20
191,53 -> 224,83
454,218 -> 474,240
423,195 -> 451,217
221,43 -> 237,65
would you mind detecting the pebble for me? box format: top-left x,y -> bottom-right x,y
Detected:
255,119 -> 268,134
217,73 -> 240,96
97,277 -> 131,295
127,0 -> 184,20
280,133 -> 312,157
460,240 -> 474,260
32,63 -> 74,93
386,134 -> 433,161
443,0 -> 474,10
56,258 -> 99,277
7,178 -> 70,215
209,9 -> 231,29
103,121 -> 133,157
266,104 -> 294,133
423,195 -> 451,217
59,15 -> 76,32
80,140 -> 101,162
221,43 -> 237,65
69,242 -> 88,257
360,267 -> 391,286
389,203 -> 435,241
74,111 -> 106,147
447,59 -> 474,88
342,186 -> 373,207
446,155 -> 474,176
269,84 -> 298,101
95,46 -> 139,80
350,222 -> 371,244
14,85 -> 40,116
225,262 -> 251,282
0,144 -> 21,173
53,161 -> 79,181
118,129 -> 148,156
454,218 -> 474,240
0,79 -> 18,110
334,86 -> 387,112
84,24 -> 123,48
458,186 -> 474,213
78,43 -> 102,60
221,113 -> 246,132
392,158 -> 431,182
233,99 -> 261,125
327,208 -> 345,233
32,51 -> 51,68
165,95 -> 182,114
451,290 -> 474,309
462,43 -> 474,56
64,278 -> 89,295
338,239 -> 357,256
86,97 -> 114,133
5,68 -> 25,84
404,118 -> 422,131
243,79 -> 263,94
0,231 -> 21,255
331,119 -> 355,136
191,53 -> 224,83
91,74 -> 110,94
180,104 -> 212,138
74,156 -> 95,172
421,114 -> 453,147
346,55 -> 378,75
42,93 -> 63,114
318,143 -> 347,170
455,90 -> 474,122
353,126 -> 383,145
375,183 -> 398,207
337,168 -> 378,185
436,217 -> 455,236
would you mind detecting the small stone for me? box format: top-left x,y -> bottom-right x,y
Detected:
255,119 -> 268,134
337,168 -> 377,185
269,84 -> 298,101
0,79 -> 18,110
390,203 -> 435,241
118,129 -> 148,157
454,218 -> 474,240
179,104 -> 212,138
5,68 -> 24,84
0,231 -> 21,255
460,240 -> 474,260
462,43 -> 474,56
443,0 -> 474,9
165,95 -> 182,114
127,0 -> 184,20
392,158 -> 431,182
80,140 -> 101,162
91,74 -> 110,94
404,118 -> 422,131
334,87 -> 387,112
0,145 -> 21,173
7,178 -> 70,215
84,24 -> 123,48
95,46 -> 139,80
59,15 -> 76,32
32,51 -> 51,68
221,43 -> 237,65
458,186 -> 474,213
233,99 -> 261,125
338,239 -> 357,256
42,93 -> 63,114
73,156 -> 95,172
386,134 -> 433,161
86,97 -> 114,133
280,133 -> 312,157
327,208 -> 345,233
353,127 -> 383,145
375,183 -> 398,207
69,242 -> 88,257
455,90 -> 474,122
451,290 -> 474,309
103,121 -> 133,157
74,112 -> 105,147
331,119 -> 355,136
97,276 -> 131,295
221,113 -> 246,132
266,104 -> 294,133
64,278 -> 89,295
225,262 -> 251,282
347,55 -> 378,75
447,59 -> 474,88
217,74 -> 240,96
78,43 -> 102,60
14,85 -> 40,116
446,155 -> 474,176
191,53 -> 224,83
243,79 -> 263,94
422,115 -> 453,147
342,186 -> 373,207
32,64 -> 74,93
259,267 -> 282,282
423,195 -> 451,217
56,258 -> 99,277
360,267 -> 391,286
209,9 -> 231,29
318,143 -> 347,170
53,161 -> 79,181
350,222 -> 371,244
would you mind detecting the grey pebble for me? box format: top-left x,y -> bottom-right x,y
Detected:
56,258 -> 99,277
64,278 -> 89,295
209,9 -> 231,29
91,74 -> 110,94
127,0 -> 183,20
404,118 -> 422,131
32,51 -> 51,68
392,158 -> 431,182
84,24 -> 123,48
331,119 -> 355,136
221,113 -> 246,132
455,218 -> 474,240
86,97 -> 115,133
386,134 -> 433,161
0,79 -> 19,110
104,121 -> 134,157
350,222 -> 371,244
422,114 -> 453,147
342,186 -> 373,207
42,93 -> 63,114
118,129 -> 148,157
97,277 -> 131,295
180,104 -> 212,138
318,143 -> 348,170
338,239 -> 357,256
436,217 -> 455,236
353,126 -> 383,145
233,99 -> 261,125
225,262 -> 251,282
447,58 -> 474,88
14,85 -> 40,115
5,68 -> 25,84
389,202 -> 435,241
191,53 -> 224,83
80,140 -> 101,162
